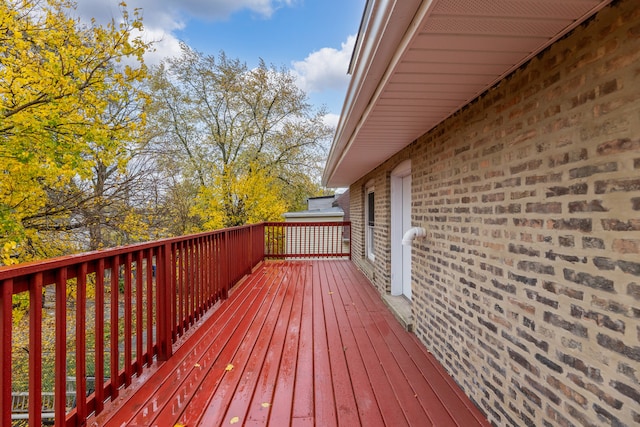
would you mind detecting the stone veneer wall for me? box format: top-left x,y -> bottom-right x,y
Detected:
349,1 -> 640,425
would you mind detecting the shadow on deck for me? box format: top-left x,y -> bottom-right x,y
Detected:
90,260 -> 489,426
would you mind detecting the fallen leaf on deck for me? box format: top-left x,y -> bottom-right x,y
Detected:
261,402 -> 271,408
194,363 -> 200,368
328,291 -> 334,295
230,416 -> 240,424
174,424 -> 186,427
225,364 -> 234,371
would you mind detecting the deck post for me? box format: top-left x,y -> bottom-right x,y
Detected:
54,268 -> 67,424
157,243 -> 174,361
222,230 -> 229,299
75,263 -> 88,422
349,222 -> 352,259
29,272 -> 43,427
110,255 -> 121,398
247,225 -> 254,274
0,279 -> 12,427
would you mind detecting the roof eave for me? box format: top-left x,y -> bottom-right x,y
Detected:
323,0 -> 424,187
323,0 -> 614,188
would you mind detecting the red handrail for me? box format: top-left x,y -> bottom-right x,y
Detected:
264,221 -> 351,259
0,221 -> 348,426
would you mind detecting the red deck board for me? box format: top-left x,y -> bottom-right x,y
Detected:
224,263 -> 300,425
337,265 -> 446,424
331,262 -> 415,426
149,269 -> 275,425
97,267 -> 279,426
195,261 -> 294,426
310,260 -> 337,427
326,263 -> 386,427
267,263 -> 305,425
245,264 -> 305,425
318,261 -> 361,426
174,266 -> 287,426
341,299 -> 409,425
290,262 -> 314,422
339,261 -> 489,427
91,260 -> 490,427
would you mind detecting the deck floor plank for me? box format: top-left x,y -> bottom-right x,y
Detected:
386,309 -> 489,426
96,267 -> 275,426
318,260 -> 362,426
332,261 -> 414,426
229,262 -> 299,425
339,261 -> 489,427
325,261 -> 386,427
290,262 -> 315,422
266,262 -> 305,426
244,263 -> 303,426
310,259 -> 338,427
338,262 -> 452,425
341,288 -> 436,425
175,265 -> 289,426
196,261 -> 296,426
92,260 -> 490,427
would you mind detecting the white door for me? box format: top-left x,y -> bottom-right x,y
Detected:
391,160 -> 412,300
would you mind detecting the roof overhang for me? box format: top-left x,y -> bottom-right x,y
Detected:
323,0 -> 613,187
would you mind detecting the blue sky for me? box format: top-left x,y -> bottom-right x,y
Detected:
75,0 -> 366,126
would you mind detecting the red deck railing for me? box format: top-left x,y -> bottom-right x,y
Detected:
264,221 -> 351,258
0,221 -> 349,426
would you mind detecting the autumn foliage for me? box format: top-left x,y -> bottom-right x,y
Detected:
0,0 -> 150,262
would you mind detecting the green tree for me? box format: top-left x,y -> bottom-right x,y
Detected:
148,45 -> 332,229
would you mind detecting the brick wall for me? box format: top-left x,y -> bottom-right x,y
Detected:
349,1 -> 640,425
352,174 -> 389,291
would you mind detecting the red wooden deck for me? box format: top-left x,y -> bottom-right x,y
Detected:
90,260 -> 490,427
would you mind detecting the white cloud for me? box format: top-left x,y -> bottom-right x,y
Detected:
72,0 -> 185,64
132,28 -> 184,66
75,0 -> 294,27
291,35 -> 356,94
178,0 -> 295,20
72,0 -> 295,64
74,1 -> 184,30
322,113 -> 340,129
71,0 -> 351,114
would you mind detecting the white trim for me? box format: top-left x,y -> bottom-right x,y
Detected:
391,161 -> 412,299
390,178 -> 402,295
392,159 -> 411,178
365,185 -> 375,262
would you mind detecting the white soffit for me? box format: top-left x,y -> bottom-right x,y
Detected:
323,0 -> 613,187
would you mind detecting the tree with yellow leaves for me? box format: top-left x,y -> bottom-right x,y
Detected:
0,0 -> 151,261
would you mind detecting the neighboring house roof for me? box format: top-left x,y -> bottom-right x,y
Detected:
308,195 -> 335,200
283,206 -> 345,219
323,0 -> 613,187
307,195 -> 336,210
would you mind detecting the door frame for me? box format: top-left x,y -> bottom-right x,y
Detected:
390,160 -> 411,298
